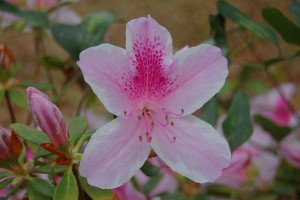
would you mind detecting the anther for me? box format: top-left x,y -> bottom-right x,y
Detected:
151,122 -> 155,128
181,108 -> 184,114
124,111 -> 127,115
173,136 -> 176,142
139,136 -> 142,142
138,115 -> 142,120
171,121 -> 174,126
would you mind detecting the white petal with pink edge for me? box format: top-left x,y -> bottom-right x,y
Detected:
77,44 -> 135,116
151,115 -> 231,183
158,44 -> 228,115
79,116 -> 151,189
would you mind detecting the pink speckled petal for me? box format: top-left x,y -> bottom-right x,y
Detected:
126,16 -> 173,72
151,115 -> 231,183
77,44 -> 135,116
79,116 -> 151,189
158,44 -> 228,115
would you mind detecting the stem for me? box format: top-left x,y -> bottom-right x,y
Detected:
51,164 -> 57,186
72,165 -> 91,200
5,90 -> 16,123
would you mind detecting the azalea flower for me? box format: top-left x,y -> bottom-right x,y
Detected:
78,16 -> 231,189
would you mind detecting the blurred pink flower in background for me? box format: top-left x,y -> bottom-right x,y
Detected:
251,83 -> 296,126
27,87 -> 67,147
280,132 -> 300,168
78,16 -> 230,189
0,0 -> 81,28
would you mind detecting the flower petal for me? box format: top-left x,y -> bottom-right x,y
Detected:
113,182 -> 146,200
158,44 -> 228,115
151,115 -> 231,183
126,16 -> 173,73
79,116 -> 151,189
77,44 -> 135,116
280,133 -> 300,168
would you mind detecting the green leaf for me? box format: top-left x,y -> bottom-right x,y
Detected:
0,171 -> 11,179
0,1 -> 22,17
51,12 -> 118,59
28,177 -> 55,198
10,123 -> 49,144
22,11 -> 49,28
68,116 -> 88,145
8,89 -> 28,109
143,174 -> 163,195
53,166 -> 78,200
262,7 -> 300,46
28,184 -> 49,200
217,0 -> 277,44
209,14 -> 228,56
290,2 -> 300,26
161,192 -> 190,200
222,90 -> 253,151
199,98 -> 218,126
205,184 -> 237,197
79,176 -> 113,200
19,81 -> 53,90
0,178 -> 13,189
140,161 -> 160,177
254,115 -> 291,141
39,55 -> 65,70
32,165 -> 67,174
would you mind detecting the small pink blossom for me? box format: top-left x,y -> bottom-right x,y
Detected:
251,83 -> 296,126
113,182 -> 146,200
280,132 -> 300,168
78,16 -> 230,189
27,87 -> 67,147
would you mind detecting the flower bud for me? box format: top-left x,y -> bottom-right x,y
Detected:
26,87 -> 67,147
0,43 -> 15,71
0,127 -> 23,165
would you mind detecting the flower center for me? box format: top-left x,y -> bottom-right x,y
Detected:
124,100 -> 184,143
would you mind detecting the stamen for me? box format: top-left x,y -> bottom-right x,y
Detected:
171,121 -> 174,126
173,136 -> 176,142
139,136 -> 142,142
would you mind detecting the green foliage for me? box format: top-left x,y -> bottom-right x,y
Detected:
143,174 -> 163,195
209,14 -> 228,56
19,81 -> 53,90
217,0 -> 277,44
199,98 -> 218,126
39,55 -> 65,70
79,176 -> 113,200
51,12 -> 118,59
53,167 -> 78,200
141,161 -> 160,177
262,7 -> 300,46
254,115 -> 291,141
222,90 -> 253,152
0,1 -> 49,28
32,165 -> 67,174
290,2 -> 300,26
68,116 -> 88,145
28,177 -> 55,198
28,184 -> 49,200
10,123 -> 49,144
8,89 -> 28,109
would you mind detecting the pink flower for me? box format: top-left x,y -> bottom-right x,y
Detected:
216,117 -> 279,187
280,132 -> 300,168
251,83 -> 296,126
113,182 -> 146,200
78,16 -> 230,189
27,87 -> 67,147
